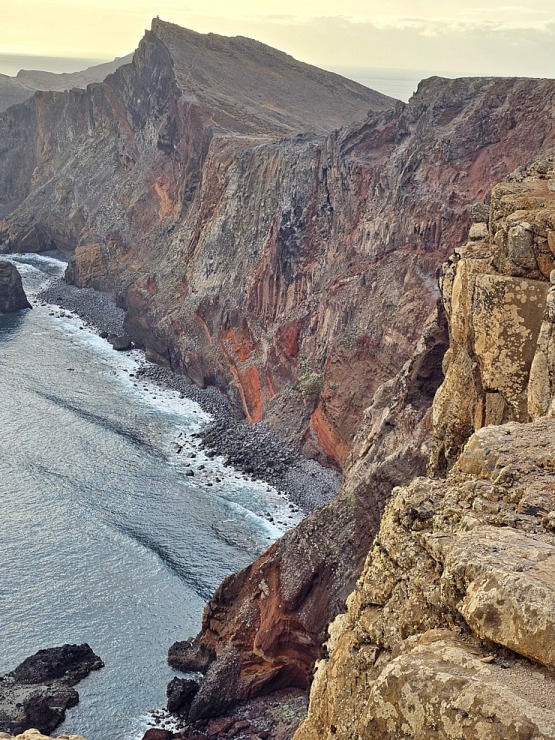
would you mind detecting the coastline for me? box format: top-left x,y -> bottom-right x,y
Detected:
37,274 -> 341,514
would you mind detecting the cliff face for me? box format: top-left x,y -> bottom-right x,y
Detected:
431,156 -> 555,472
2,21 -> 555,723
1,24 -> 554,467
294,164 -> 555,739
167,86 -> 555,716
168,305 -> 449,721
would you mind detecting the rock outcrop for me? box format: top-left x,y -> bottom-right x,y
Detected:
431,155 -> 555,472
294,163 -> 555,738
0,261 -> 31,312
0,645 -> 103,736
295,416 -> 555,739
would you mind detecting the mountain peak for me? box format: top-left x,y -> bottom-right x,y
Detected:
145,17 -> 396,135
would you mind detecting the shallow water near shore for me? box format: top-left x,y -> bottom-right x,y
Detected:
0,255 -> 302,739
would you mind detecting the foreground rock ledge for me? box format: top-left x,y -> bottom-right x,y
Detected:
295,418 -> 555,739
0,645 -> 103,736
0,261 -> 31,313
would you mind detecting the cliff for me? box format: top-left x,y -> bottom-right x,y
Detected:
166,88 -> 555,716
2,19 -> 555,728
294,161 -> 555,738
1,22 -> 554,469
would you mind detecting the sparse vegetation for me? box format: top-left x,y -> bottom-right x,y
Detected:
295,358 -> 323,397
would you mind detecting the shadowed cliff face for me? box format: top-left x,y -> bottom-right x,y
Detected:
1,22 -> 554,467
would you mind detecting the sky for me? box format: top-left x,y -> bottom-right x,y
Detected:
2,0 -> 555,81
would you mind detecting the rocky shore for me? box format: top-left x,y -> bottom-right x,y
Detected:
37,276 -> 341,513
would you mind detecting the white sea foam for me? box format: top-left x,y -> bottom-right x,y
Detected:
33,288 -> 302,537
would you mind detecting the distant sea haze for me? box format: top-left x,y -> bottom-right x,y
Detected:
0,53 -> 105,77
0,52 -> 443,102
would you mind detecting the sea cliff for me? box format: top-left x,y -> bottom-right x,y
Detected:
1,19 -> 555,737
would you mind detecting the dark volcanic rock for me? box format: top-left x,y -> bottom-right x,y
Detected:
11,643 -> 103,684
0,260 -> 31,312
0,643 -> 103,735
168,638 -> 213,675
108,333 -> 133,351
142,730 -> 175,740
167,677 -> 200,715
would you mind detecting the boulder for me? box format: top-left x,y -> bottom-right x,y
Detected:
166,678 -> 199,715
107,334 -> 133,351
0,261 -> 31,313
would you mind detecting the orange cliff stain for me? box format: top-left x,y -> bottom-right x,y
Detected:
220,328 -> 268,423
310,404 -> 349,467
154,178 -> 176,219
222,327 -> 256,363
276,320 -> 302,359
147,274 -> 158,294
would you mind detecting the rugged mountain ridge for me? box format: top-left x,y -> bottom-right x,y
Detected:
0,55 -> 133,113
1,22 -> 554,470
295,160 -> 555,738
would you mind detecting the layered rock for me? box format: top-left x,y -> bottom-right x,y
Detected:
0,645 -> 103,736
0,261 -> 31,312
1,23 -> 554,467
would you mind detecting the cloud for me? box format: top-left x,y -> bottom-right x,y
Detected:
368,14 -> 555,34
